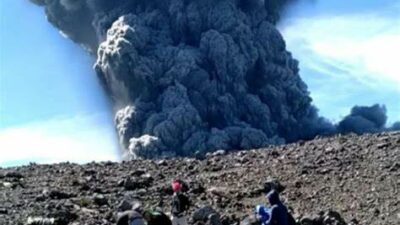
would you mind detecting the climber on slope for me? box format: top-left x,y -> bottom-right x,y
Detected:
264,190 -> 289,225
171,179 -> 190,225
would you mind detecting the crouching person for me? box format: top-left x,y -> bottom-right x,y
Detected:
117,202 -> 145,225
171,179 -> 190,225
265,190 -> 289,225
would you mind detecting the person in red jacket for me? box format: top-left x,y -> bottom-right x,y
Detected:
171,180 -> 190,225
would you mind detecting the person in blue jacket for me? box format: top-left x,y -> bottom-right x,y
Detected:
264,190 -> 289,225
255,205 -> 270,225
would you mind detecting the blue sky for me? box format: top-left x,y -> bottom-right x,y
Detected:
279,0 -> 400,124
0,1 -> 119,167
0,0 -> 399,167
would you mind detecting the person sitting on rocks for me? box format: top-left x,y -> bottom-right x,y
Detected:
117,202 -> 146,225
264,190 -> 288,225
255,205 -> 270,225
171,179 -> 190,225
143,208 -> 172,225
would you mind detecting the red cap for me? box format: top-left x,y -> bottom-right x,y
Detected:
172,180 -> 182,192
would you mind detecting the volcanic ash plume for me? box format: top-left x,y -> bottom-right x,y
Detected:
338,104 -> 392,135
30,0 -> 397,158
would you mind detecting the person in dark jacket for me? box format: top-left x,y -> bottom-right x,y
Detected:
265,190 -> 288,225
143,208 -> 172,225
117,209 -> 145,225
171,180 -> 190,225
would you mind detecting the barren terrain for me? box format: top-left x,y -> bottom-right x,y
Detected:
1,132 -> 399,225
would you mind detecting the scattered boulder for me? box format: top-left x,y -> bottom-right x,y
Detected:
123,175 -> 153,191
319,211 -> 347,225
35,194 -> 47,202
48,190 -> 72,200
0,208 -> 7,214
27,217 -> 55,225
190,182 -> 205,194
299,217 -> 315,225
156,160 -> 167,166
123,177 -> 137,190
131,169 -> 146,177
50,209 -> 78,225
5,171 -> 24,179
207,213 -> 222,225
2,182 -> 14,188
117,200 -> 133,212
193,206 -> 219,222
211,150 -> 227,157
300,211 -> 347,225
193,206 -> 223,225
78,197 -> 93,207
240,215 -> 259,225
195,151 -> 206,160
93,194 -> 108,206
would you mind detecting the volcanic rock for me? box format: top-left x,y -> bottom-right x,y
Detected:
0,132 -> 399,224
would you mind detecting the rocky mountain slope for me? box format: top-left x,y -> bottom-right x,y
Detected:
1,132 -> 399,225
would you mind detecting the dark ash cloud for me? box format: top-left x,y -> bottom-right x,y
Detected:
30,0 -> 398,158
338,104 -> 399,134
390,122 -> 400,131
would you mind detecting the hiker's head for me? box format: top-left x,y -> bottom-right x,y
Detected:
267,190 -> 280,205
172,180 -> 182,193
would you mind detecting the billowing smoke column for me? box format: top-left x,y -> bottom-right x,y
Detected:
337,104 -> 398,134
30,0 -> 398,158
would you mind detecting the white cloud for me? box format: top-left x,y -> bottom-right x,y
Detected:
281,11 -> 400,91
0,113 -> 120,167
278,5 -> 400,123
